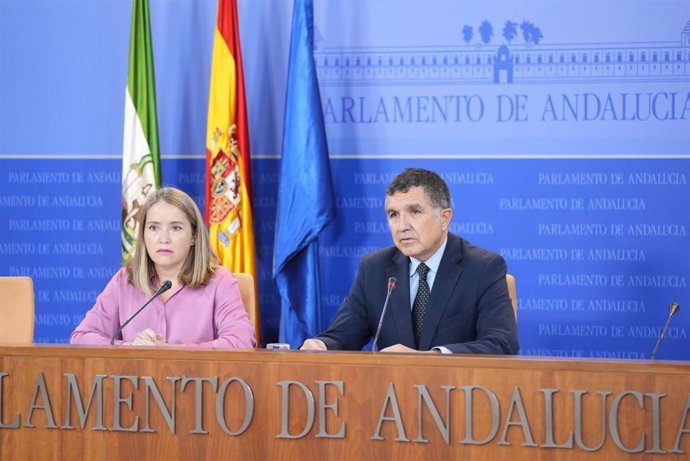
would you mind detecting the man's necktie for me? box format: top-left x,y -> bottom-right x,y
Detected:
412,263 -> 430,349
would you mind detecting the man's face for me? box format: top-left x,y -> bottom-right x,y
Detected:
385,186 -> 451,262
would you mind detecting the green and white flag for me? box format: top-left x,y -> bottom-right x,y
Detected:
121,0 -> 161,265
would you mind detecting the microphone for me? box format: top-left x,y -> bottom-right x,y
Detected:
651,302 -> 680,360
372,276 -> 397,352
110,280 -> 173,345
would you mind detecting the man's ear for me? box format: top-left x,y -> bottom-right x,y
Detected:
441,208 -> 452,229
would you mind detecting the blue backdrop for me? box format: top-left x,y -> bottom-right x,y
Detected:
1,0 -> 688,360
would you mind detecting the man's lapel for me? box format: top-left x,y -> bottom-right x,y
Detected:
419,234 -> 464,350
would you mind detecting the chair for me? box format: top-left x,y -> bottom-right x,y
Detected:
234,273 -> 256,330
506,274 -> 517,320
0,276 -> 35,344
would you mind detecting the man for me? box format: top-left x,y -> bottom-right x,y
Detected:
301,168 -> 519,354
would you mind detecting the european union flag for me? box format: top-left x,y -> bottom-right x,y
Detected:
273,0 -> 336,349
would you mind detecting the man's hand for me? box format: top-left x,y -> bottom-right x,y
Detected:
380,343 -> 441,353
300,338 -> 327,350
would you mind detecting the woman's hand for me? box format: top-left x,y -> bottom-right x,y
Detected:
129,328 -> 166,346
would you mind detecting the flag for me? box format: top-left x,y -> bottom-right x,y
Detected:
205,0 -> 259,340
122,0 -> 161,265
273,0 -> 336,349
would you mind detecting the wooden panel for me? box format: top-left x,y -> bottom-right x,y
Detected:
1,345 -> 689,460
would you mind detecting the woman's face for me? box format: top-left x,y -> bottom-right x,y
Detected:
143,201 -> 194,277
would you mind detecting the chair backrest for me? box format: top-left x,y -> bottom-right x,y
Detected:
0,276 -> 35,344
234,273 -> 256,329
506,274 -> 517,320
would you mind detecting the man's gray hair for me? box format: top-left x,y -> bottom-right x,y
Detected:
386,168 -> 451,209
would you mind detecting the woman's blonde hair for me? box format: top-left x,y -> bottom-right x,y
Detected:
127,187 -> 217,294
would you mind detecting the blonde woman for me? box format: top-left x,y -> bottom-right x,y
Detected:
71,187 -> 255,348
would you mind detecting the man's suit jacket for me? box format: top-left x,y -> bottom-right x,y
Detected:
318,233 -> 519,354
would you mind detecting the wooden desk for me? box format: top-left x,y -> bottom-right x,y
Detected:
1,345 -> 689,460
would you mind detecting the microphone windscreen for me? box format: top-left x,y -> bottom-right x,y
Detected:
160,280 -> 173,292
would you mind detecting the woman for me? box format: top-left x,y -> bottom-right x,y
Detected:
71,187 -> 256,348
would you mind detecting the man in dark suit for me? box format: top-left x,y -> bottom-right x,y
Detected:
300,168 -> 519,354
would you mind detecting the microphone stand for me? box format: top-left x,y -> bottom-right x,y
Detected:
651,302 -> 680,360
110,280 -> 172,345
372,277 -> 397,352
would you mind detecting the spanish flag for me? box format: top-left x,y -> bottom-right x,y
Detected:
205,0 -> 259,339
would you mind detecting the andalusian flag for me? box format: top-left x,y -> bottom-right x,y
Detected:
121,0 -> 161,264
205,0 -> 259,337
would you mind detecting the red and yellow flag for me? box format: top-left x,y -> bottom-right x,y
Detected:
205,0 -> 258,339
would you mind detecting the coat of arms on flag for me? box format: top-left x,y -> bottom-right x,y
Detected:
208,124 -> 242,246
121,156 -> 156,259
